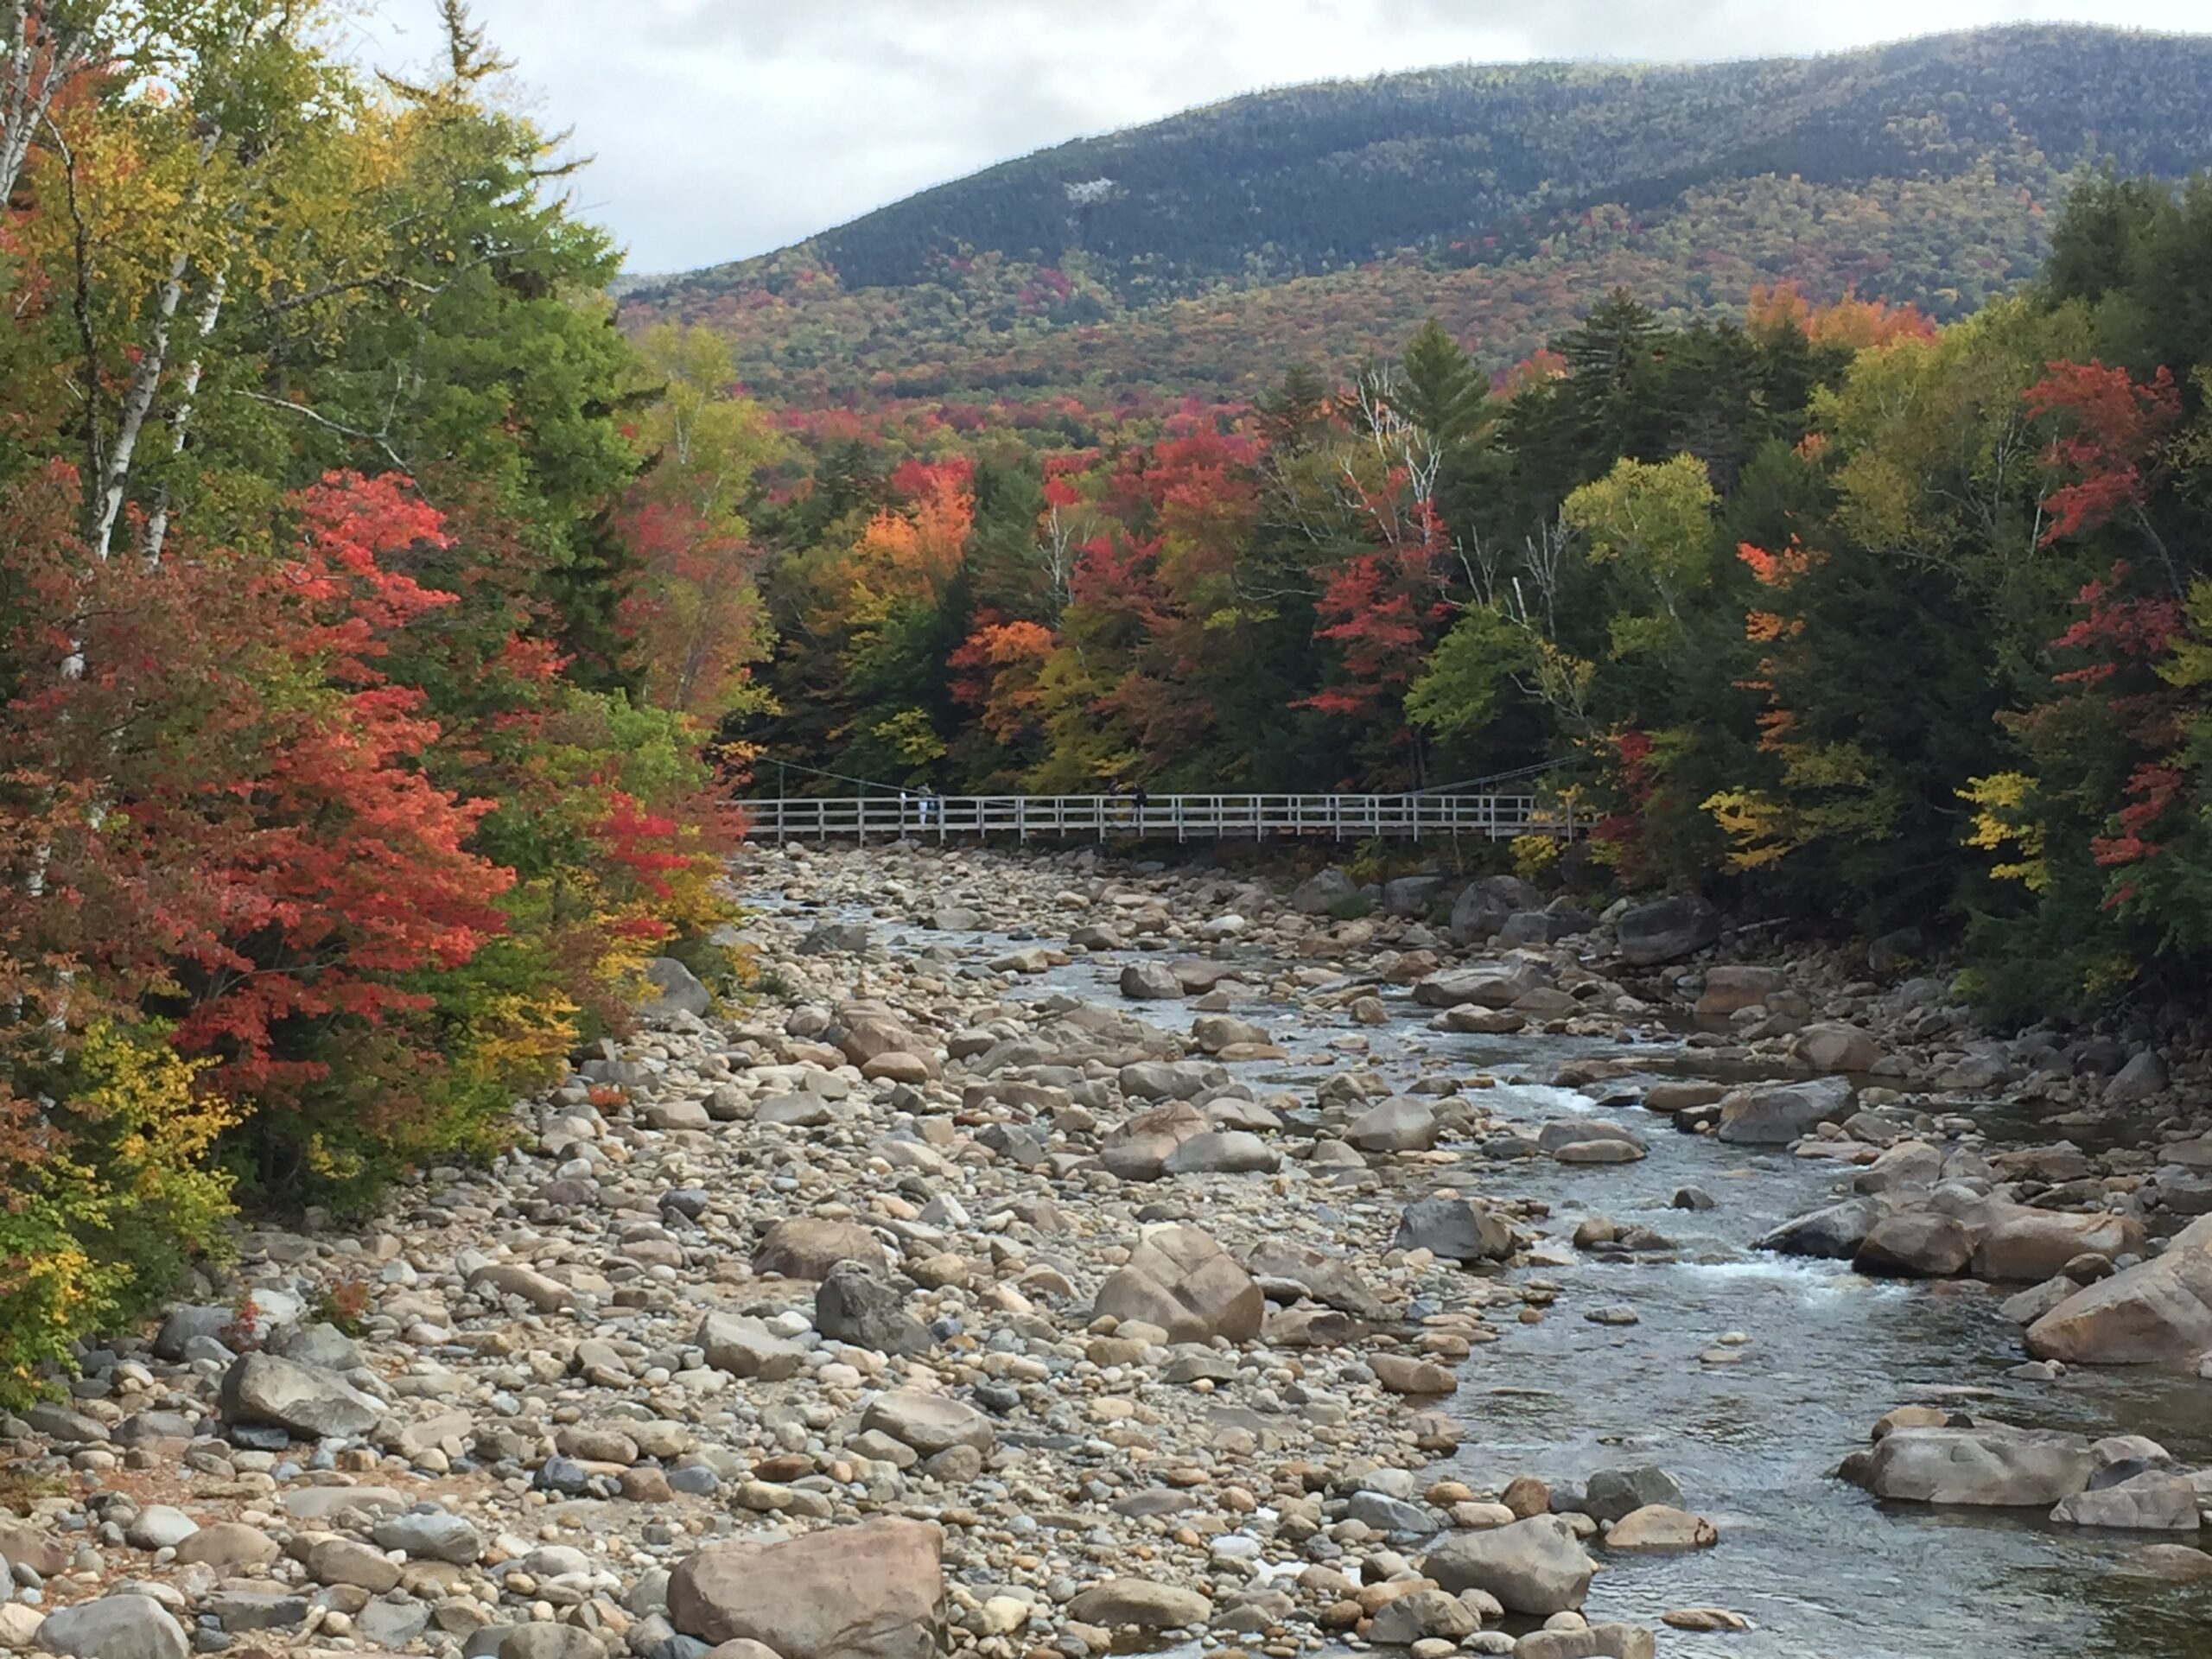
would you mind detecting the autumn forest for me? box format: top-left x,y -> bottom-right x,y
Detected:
5,4 -> 2212,1392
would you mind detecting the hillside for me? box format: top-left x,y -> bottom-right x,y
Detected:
622,24 -> 2212,405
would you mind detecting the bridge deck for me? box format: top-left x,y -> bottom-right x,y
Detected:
741,791 -> 1577,842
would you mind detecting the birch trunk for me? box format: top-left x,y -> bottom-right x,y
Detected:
142,268 -> 227,564
91,128 -> 219,561
3,2 -> 93,215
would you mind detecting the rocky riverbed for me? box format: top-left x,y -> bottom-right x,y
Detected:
6,842 -> 2212,1659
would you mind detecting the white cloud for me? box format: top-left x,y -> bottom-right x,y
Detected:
340,0 -> 2211,275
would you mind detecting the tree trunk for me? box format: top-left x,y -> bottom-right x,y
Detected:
142,269 -> 228,564
0,2 -> 83,209
91,128 -> 219,561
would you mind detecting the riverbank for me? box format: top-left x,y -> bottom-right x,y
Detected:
3,842 -> 2209,1659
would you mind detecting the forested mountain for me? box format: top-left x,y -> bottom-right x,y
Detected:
625,25 -> 2212,404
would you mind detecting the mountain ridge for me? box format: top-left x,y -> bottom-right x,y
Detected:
622,24 -> 2212,404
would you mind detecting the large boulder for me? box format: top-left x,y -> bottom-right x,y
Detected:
1605,1504 -> 1719,1551
308,1536 -> 402,1592
2105,1050 -> 2170,1106
1118,960 -> 1184,1001
860,1391 -> 995,1458
1841,1426 -> 2094,1506
1421,1515 -> 1595,1616
1513,1626 -> 1658,1659
2050,1471 -> 2202,1530
1063,1580 -> 1212,1630
1382,874 -> 1447,917
2153,1165 -> 2212,1215
0,1530 -> 69,1574
1242,1240 -> 1388,1319
1117,1059 -> 1220,1102
1160,1130 -> 1279,1175
1099,1100 -> 1206,1181
639,957 -> 710,1020
753,1217 -> 889,1281
836,1013 -> 936,1071
1413,962 -> 1548,1009
1091,1224 -> 1263,1343
1615,896 -> 1720,966
175,1522 -> 280,1572
2111,1544 -> 2212,1581
667,1517 -> 944,1659
1853,1140 -> 1946,1194
1694,964 -> 1784,1016
1190,1013 -> 1270,1053
1974,1208 -> 2148,1283
1581,1465 -> 1683,1524
1371,1353 -> 1458,1395
467,1262 -> 575,1313
2001,1274 -> 2080,1327
696,1313 -> 806,1379
1395,1198 -> 1513,1262
153,1304 -> 235,1362
815,1262 -> 931,1357
1758,1198 -> 1880,1260
219,1353 -> 380,1440
1540,1118 -> 1647,1163
1715,1076 -> 1855,1146
1448,875 -> 1545,944
1365,1586 -> 1478,1645
2028,1214 -> 2212,1365
124,1506 -> 198,1550
1792,1022 -> 1885,1073
1499,909 -> 1582,946
797,922 -> 870,956
1344,1097 -> 1439,1153
1289,868 -> 1357,915
372,1509 -> 484,1564
34,1596 -> 188,1659
1854,1211 -> 1976,1278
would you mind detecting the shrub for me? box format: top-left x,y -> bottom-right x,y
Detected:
0,1022 -> 234,1407
314,1278 -> 372,1337
1511,834 -> 1564,886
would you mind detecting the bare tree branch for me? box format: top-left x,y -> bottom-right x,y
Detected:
240,390 -> 414,477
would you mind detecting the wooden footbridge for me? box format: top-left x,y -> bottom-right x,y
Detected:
742,777 -> 1581,845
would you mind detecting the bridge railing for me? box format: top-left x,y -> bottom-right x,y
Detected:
739,791 -> 1579,842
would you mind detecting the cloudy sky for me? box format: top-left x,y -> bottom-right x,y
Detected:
340,1 -> 2206,277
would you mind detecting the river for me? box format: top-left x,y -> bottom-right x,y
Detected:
802,880 -> 2212,1657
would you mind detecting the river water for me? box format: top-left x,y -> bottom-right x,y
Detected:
790,886 -> 2212,1657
